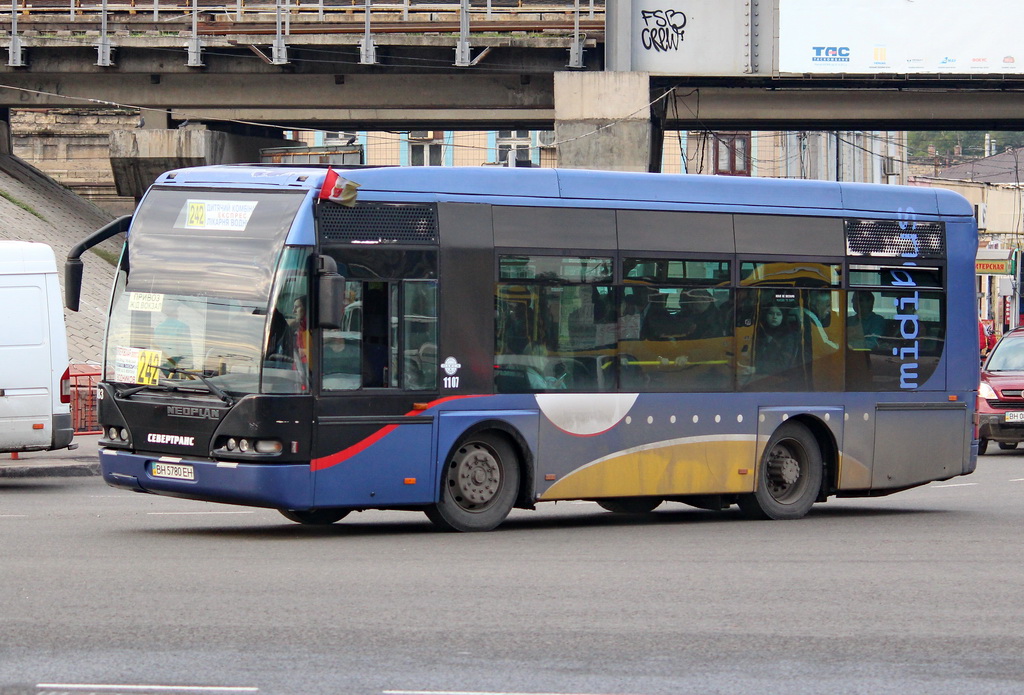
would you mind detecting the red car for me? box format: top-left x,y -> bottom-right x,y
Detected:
978,326 -> 1024,454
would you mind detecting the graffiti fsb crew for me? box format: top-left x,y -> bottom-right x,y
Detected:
640,9 -> 686,52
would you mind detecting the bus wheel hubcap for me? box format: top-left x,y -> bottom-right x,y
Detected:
766,443 -> 802,498
449,443 -> 501,510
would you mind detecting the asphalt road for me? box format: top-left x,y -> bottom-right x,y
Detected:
1,451 -> 1022,695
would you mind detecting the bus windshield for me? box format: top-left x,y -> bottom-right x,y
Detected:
103,187 -> 308,396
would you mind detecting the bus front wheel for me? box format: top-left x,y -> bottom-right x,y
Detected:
739,421 -> 823,520
279,508 -> 350,525
426,433 -> 520,532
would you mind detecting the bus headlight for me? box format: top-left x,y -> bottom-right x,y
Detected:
104,426 -> 130,445
216,436 -> 282,457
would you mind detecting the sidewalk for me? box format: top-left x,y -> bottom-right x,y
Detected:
0,434 -> 101,478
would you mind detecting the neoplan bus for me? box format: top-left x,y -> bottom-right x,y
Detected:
65,165 -> 979,531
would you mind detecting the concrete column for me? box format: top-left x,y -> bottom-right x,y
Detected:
554,71 -> 657,172
139,108 -> 171,130
0,108 -> 11,156
109,125 -> 295,199
603,0 -> 633,72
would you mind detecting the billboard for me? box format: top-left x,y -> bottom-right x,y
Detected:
780,0 -> 1024,75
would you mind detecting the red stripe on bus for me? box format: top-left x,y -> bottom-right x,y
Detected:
310,394 -> 484,471
311,424 -> 398,471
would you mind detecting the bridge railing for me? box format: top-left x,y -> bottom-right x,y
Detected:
4,0 -> 602,68
4,0 -> 603,26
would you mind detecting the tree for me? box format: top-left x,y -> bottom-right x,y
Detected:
909,131 -> 1024,158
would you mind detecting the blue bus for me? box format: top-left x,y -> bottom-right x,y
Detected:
66,165 -> 979,531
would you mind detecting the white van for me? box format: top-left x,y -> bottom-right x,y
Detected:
0,240 -> 74,453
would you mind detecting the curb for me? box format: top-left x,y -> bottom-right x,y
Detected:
0,461 -> 101,478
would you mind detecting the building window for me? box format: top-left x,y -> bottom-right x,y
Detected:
496,130 -> 532,167
410,143 -> 444,166
324,131 -> 358,145
497,144 -> 531,166
714,132 -> 751,176
408,131 -> 445,166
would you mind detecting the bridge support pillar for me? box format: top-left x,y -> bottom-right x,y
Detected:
139,108 -> 171,130
109,125 -> 294,199
554,71 -> 659,172
0,108 -> 11,156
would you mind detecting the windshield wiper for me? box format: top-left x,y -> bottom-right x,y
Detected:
158,366 -> 236,406
113,383 -> 160,399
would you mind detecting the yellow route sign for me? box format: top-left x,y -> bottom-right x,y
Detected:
135,350 -> 163,385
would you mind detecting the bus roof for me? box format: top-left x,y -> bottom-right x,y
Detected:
153,165 -> 975,218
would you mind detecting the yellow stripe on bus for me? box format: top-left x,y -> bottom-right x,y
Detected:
539,435 -> 758,500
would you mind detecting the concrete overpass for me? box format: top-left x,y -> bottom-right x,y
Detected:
3,0 -> 1024,193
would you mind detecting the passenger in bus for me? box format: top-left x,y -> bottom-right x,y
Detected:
641,293 -> 695,341
498,302 -> 530,355
678,288 -> 727,339
806,291 -> 834,327
290,296 -> 310,365
154,302 -> 193,369
796,291 -> 840,351
267,309 -> 294,362
847,292 -> 886,350
750,304 -> 800,378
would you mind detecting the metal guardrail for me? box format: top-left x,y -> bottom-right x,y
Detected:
6,0 -> 600,21
5,0 -> 602,67
69,368 -> 101,435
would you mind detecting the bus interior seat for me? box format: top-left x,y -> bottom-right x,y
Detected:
495,365 -> 534,393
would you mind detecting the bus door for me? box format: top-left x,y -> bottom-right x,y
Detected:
312,275 -> 440,508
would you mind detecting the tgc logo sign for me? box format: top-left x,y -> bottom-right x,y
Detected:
812,46 -> 851,63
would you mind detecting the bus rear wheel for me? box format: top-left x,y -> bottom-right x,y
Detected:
596,498 -> 662,514
279,508 -> 350,525
426,433 -> 520,532
739,421 -> 823,520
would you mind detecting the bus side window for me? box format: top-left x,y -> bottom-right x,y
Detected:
845,290 -> 944,391
402,280 -> 438,390
323,281 -> 364,391
796,289 -> 843,391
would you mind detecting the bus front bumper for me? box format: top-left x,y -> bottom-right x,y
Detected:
100,448 -> 314,510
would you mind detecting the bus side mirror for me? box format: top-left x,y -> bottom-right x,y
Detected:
64,214 -> 132,312
316,255 -> 346,329
65,257 -> 84,312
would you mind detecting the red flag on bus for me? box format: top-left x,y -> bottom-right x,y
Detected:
318,168 -> 361,207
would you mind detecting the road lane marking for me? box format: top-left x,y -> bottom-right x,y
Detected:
146,511 -> 256,516
1010,478 -> 1024,482
383,691 -> 629,695
0,514 -> 27,518
37,685 -> 257,693
930,483 -> 978,488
